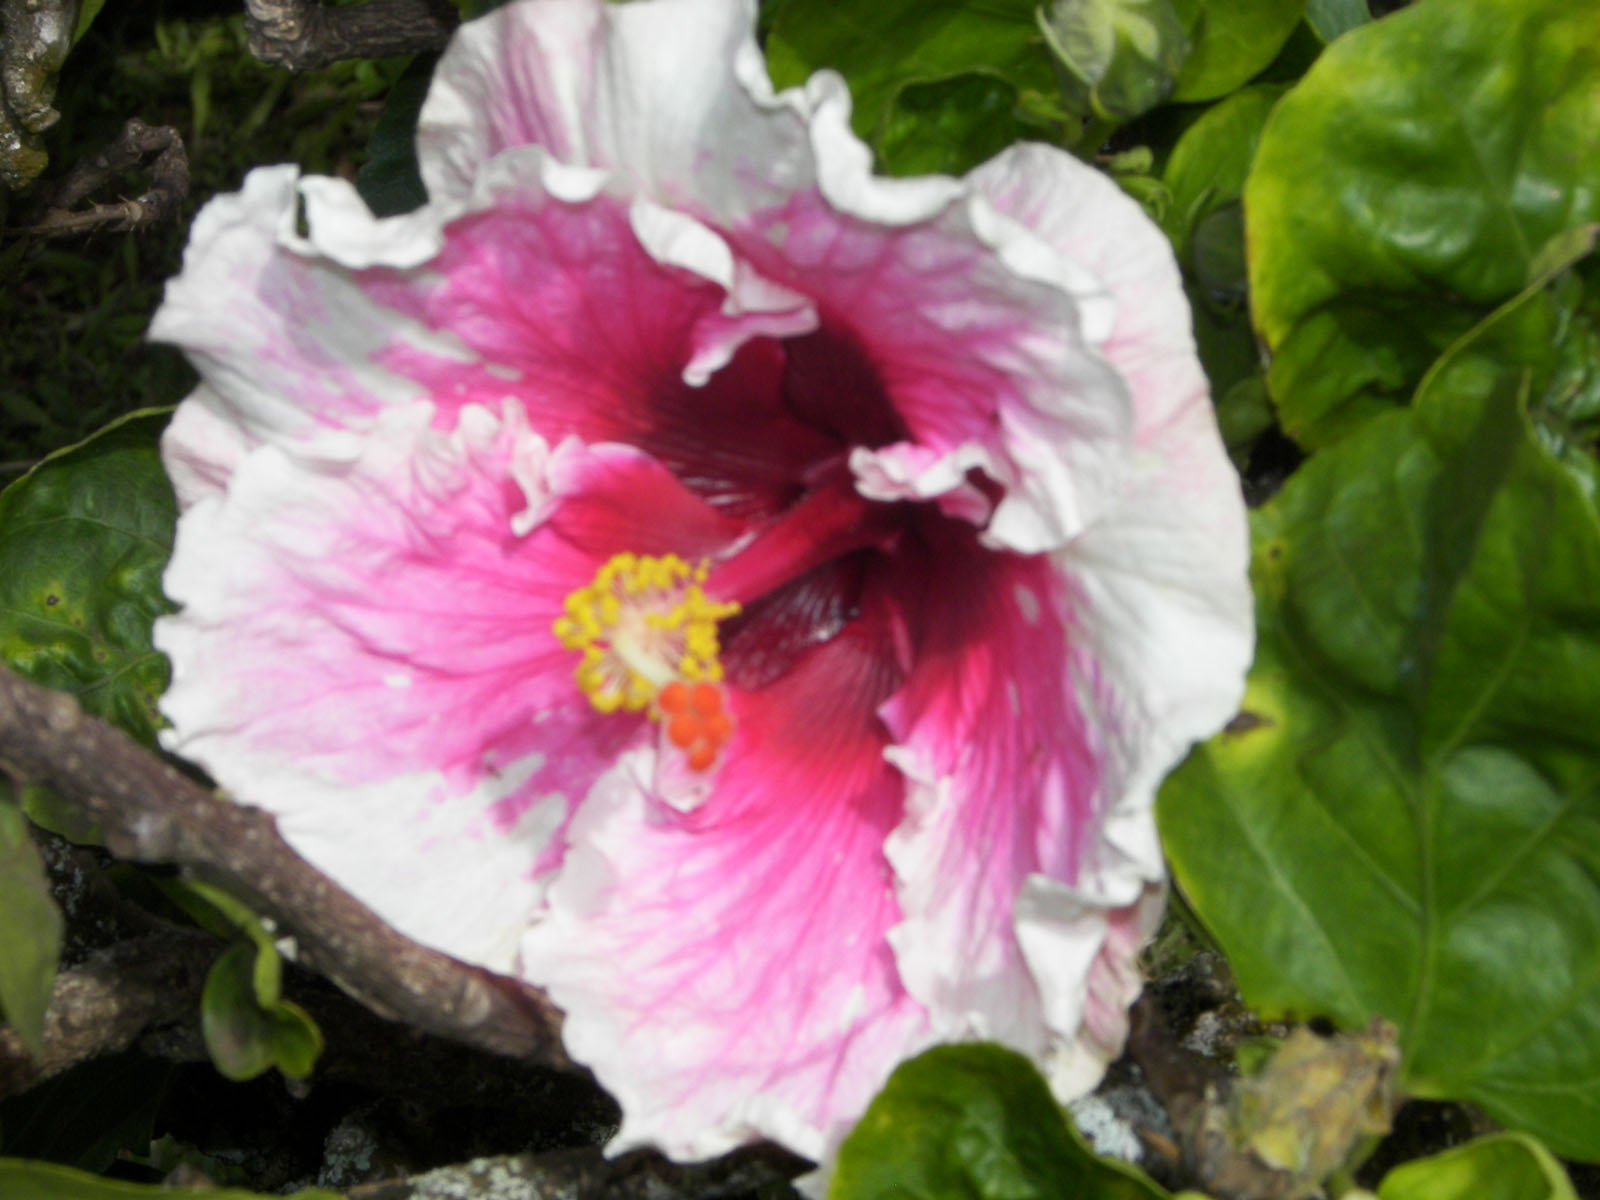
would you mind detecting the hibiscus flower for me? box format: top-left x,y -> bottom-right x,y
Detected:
150,0 -> 1251,1166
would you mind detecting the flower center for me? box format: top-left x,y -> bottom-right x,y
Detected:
554,553 -> 740,771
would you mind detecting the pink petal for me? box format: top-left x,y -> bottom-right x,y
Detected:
362,177 -> 833,519
521,604 -> 931,1161
156,402 -> 744,968
879,534 -> 1113,1074
727,169 -> 1133,555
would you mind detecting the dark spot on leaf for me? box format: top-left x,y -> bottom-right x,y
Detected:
1225,710 -> 1274,736
45,594 -> 59,606
94,649 -> 108,663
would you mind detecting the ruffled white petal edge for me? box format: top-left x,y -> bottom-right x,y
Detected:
421,0 -> 1137,553
880,143 -> 1253,1100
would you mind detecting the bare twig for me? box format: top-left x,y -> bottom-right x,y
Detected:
0,926 -> 218,1099
0,662 -> 570,1068
26,117 -> 189,237
243,0 -> 456,71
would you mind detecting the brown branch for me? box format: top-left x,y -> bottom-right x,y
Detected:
0,926 -> 218,1099
25,118 -> 189,237
243,0 -> 457,70
0,662 -> 570,1069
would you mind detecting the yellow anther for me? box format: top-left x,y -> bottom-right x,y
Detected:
554,552 -> 739,719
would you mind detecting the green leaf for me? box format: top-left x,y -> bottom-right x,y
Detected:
1037,0 -> 1193,123
0,1159 -> 342,1200
829,1043 -> 1167,1200
1304,0 -> 1369,44
1377,1133 -> 1578,1200
765,0 -> 1057,150
875,73 -> 1047,179
1161,86 -> 1285,456
200,943 -> 322,1082
1244,0 -> 1600,448
1162,83 -> 1285,256
1171,0 -> 1304,103
0,803 -> 61,1058
355,53 -> 436,217
1158,264 -> 1600,1159
72,0 -> 110,44
0,411 -> 175,748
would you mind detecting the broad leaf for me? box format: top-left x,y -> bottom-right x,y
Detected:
1171,0 -> 1303,103
1378,1133 -> 1577,1200
0,803 -> 61,1058
1244,0 -> 1600,448
0,411 -> 175,747
1159,262 -> 1600,1159
830,1043 -> 1167,1200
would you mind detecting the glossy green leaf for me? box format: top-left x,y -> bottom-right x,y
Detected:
1377,1133 -> 1577,1200
1245,0 -> 1600,448
765,0 -> 1057,148
0,411 -> 175,747
0,803 -> 61,1058
830,1043 -> 1167,1200
1038,0 -> 1192,123
200,943 -> 322,1082
1171,0 -> 1303,102
0,1159 -> 341,1200
355,53 -> 435,217
1159,263 -> 1600,1160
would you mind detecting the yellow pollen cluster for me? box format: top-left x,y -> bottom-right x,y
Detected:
553,552 -> 740,717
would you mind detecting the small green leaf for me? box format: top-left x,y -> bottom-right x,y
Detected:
1304,0 -> 1370,43
72,0 -> 110,44
1159,263 -> 1600,1159
1171,0 -> 1304,103
0,1158 -> 342,1200
1245,0 -> 1600,448
1162,83 -> 1285,255
0,804 -> 61,1058
0,411 -> 175,748
200,944 -> 322,1082
355,54 -> 436,217
830,1043 -> 1168,1200
1037,0 -> 1193,123
1377,1133 -> 1578,1200
765,0 -> 1056,151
